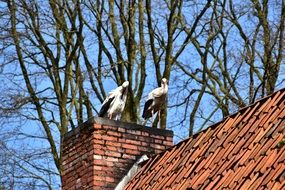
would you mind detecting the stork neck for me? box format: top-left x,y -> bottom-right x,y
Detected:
121,87 -> 128,100
162,83 -> 168,93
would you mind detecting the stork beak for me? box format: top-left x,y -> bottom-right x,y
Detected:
122,81 -> 129,88
161,78 -> 168,85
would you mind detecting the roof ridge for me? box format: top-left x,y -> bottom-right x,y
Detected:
196,87 -> 285,135
172,87 -> 285,148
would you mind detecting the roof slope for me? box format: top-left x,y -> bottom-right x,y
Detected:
125,89 -> 285,190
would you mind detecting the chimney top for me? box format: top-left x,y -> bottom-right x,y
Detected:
64,117 -> 173,140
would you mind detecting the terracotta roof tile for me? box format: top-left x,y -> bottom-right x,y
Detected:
124,89 -> 285,190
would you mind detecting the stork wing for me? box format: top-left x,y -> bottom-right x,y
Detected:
148,87 -> 163,99
98,85 -> 122,117
98,96 -> 115,117
142,99 -> 153,119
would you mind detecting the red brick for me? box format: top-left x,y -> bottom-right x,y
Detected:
142,131 -> 150,136
123,133 -> 139,140
118,127 -> 126,133
163,140 -> 173,147
93,155 -> 103,160
114,162 -> 130,168
94,124 -> 102,129
107,145 -> 118,151
138,146 -> 149,152
127,129 -> 142,135
105,135 -> 119,141
102,125 -> 117,130
154,139 -> 163,144
96,134 -> 118,141
150,144 -> 165,150
93,130 -> 105,135
118,138 -> 126,143
166,136 -> 173,142
106,141 -> 122,147
94,166 -> 109,172
93,165 -> 102,170
150,134 -> 165,140
93,159 -> 107,166
107,131 -> 122,137
92,139 -> 105,145
94,170 -> 108,176
141,141 -> 149,146
104,156 -> 119,162
94,149 -> 105,155
126,139 -> 141,145
105,151 -> 121,158
122,154 -> 137,160
106,177 -> 115,182
105,161 -> 115,167
139,136 -> 153,143
125,149 -> 141,155
93,180 -> 105,186
122,143 -> 138,150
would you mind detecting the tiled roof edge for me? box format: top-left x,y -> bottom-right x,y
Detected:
173,87 -> 285,148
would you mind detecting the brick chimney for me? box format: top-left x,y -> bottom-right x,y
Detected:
61,117 -> 173,190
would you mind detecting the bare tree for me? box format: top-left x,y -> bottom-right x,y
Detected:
173,0 -> 285,137
1,0 -> 284,188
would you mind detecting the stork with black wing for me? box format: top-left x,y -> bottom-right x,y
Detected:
142,78 -> 168,124
98,81 -> 129,120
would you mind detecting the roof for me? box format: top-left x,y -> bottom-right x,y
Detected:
124,89 -> 285,190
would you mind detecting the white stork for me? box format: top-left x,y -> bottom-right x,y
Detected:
142,78 -> 168,123
98,81 -> 129,120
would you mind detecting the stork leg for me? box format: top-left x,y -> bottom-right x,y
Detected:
151,109 -> 155,124
158,110 -> 161,128
115,113 -> 121,120
142,119 -> 148,127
